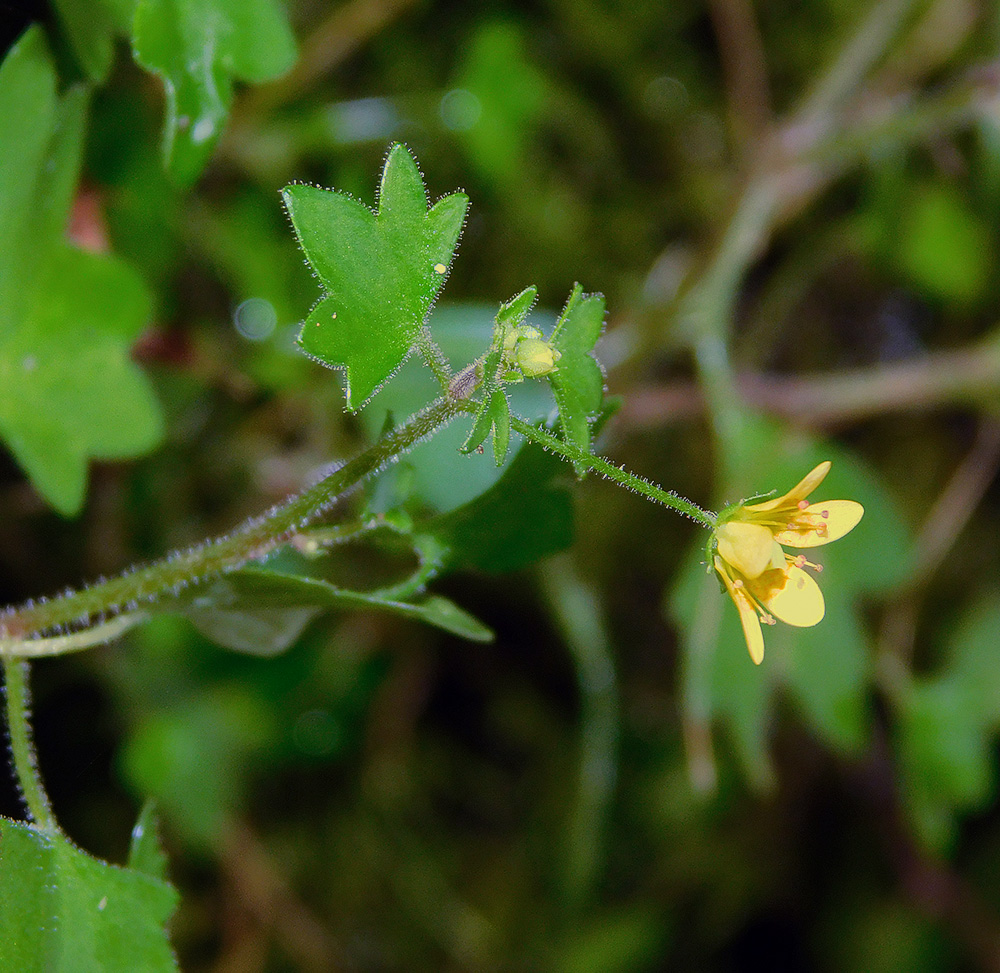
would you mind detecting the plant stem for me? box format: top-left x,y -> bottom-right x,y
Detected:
2,660 -> 57,833
508,415 -> 717,528
415,327 -> 453,391
0,396 -> 464,645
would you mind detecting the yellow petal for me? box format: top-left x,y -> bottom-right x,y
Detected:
745,461 -> 831,513
774,500 -> 864,548
757,566 -> 824,627
715,522 -> 775,579
715,557 -> 765,664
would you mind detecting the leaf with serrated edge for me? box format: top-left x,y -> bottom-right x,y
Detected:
284,145 -> 469,410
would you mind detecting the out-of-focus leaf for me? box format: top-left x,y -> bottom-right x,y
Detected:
0,817 -> 178,972
557,907 -> 670,973
51,0 -> 118,80
284,144 -> 468,409
133,0 -> 296,184
0,29 -> 163,515
364,303 -> 556,513
165,567 -> 493,648
185,604 -> 321,656
450,20 -> 547,187
898,595 -> 1000,850
549,284 -> 606,468
127,803 -> 170,882
426,444 -> 574,574
896,184 -> 991,304
119,684 -> 277,846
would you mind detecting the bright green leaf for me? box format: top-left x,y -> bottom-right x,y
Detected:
0,817 -> 178,972
496,285 -> 538,328
896,185 -> 991,304
0,30 -> 163,515
284,145 -> 469,409
133,0 -> 296,183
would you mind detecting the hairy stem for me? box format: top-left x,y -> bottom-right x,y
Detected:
0,396 -> 464,646
2,660 -> 57,833
508,415 -> 717,528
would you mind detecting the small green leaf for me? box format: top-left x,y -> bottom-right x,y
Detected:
133,0 -> 296,184
284,145 -> 469,409
0,817 -> 178,972
491,388 -> 511,465
549,284 -> 605,467
460,388 -> 511,466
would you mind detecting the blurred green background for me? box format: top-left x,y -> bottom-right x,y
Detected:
4,0 -> 1000,969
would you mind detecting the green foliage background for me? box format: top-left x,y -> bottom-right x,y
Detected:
4,0 -> 1000,969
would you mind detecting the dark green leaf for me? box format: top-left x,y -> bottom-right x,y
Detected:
898,595 -> 1000,850
426,444 -> 574,574
0,817 -> 178,972
133,0 -> 296,183
284,145 -> 469,409
165,567 -> 493,647
51,0 -> 118,80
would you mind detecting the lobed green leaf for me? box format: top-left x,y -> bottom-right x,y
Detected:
285,145 -> 469,409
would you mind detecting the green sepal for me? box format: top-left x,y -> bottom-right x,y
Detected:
460,388 -> 511,466
496,285 -> 537,329
548,284 -> 606,473
490,389 -> 511,465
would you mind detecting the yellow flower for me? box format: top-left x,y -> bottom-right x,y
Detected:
711,461 -> 864,665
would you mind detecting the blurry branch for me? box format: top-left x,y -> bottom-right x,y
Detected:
706,0 -> 773,160
907,419 -> 1000,585
232,0 -> 419,123
219,820 -> 344,973
795,0 -> 922,128
621,332 -> 1000,429
876,419 -> 1000,693
539,558 -> 620,911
